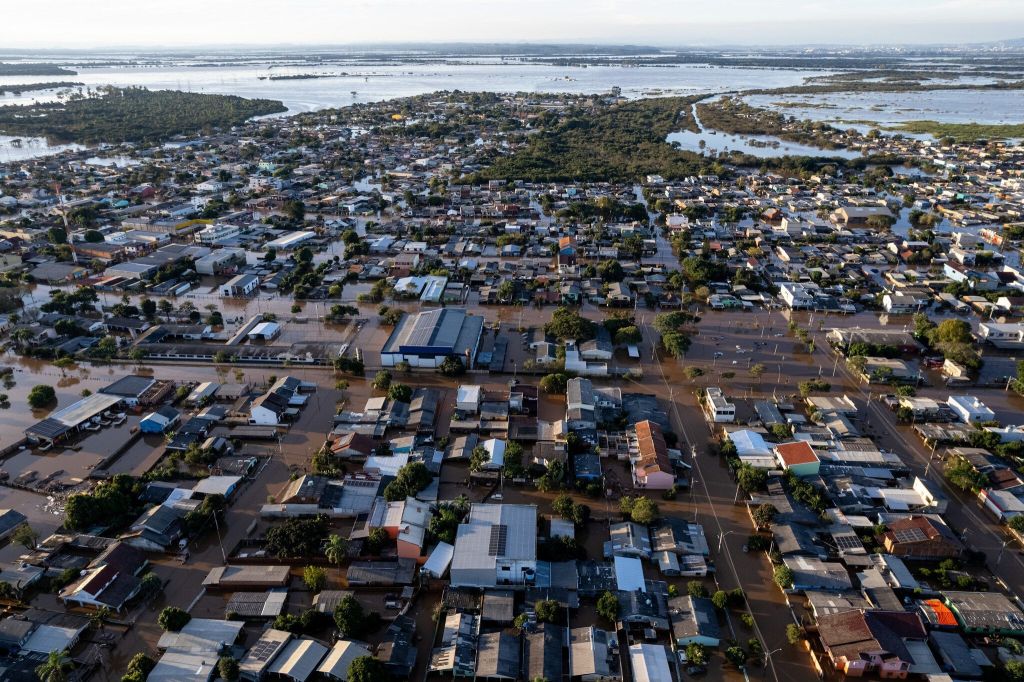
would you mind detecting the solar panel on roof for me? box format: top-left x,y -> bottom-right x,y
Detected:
834,535 -> 862,550
488,524 -> 508,557
893,528 -> 927,543
247,638 -> 283,663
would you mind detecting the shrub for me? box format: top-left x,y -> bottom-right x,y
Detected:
27,384 -> 56,409
774,565 -> 794,589
303,565 -> 327,593
724,645 -> 747,668
687,581 -> 708,598
371,370 -> 392,390
685,642 -> 708,666
157,606 -> 191,632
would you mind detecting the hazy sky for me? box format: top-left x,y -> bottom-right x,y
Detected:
9,0 -> 1024,47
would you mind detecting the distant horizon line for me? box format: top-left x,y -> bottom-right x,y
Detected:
2,38 -> 1024,53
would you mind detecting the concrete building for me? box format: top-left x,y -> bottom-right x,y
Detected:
381,308 -> 484,369
703,387 -> 735,423
451,503 -> 537,588
221,273 -> 260,297
946,395 -> 995,424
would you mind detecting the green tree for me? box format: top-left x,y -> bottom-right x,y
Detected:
363,526 -> 389,555
774,565 -> 794,589
348,656 -> 388,682
1007,660 -> 1024,681
685,642 -> 708,666
122,653 -> 155,682
303,565 -> 327,593
544,307 -> 595,341
496,280 -> 516,302
553,493 -> 575,519
613,325 -> 642,346
469,445 -> 489,473
724,645 -> 747,668
736,464 -> 767,494
749,363 -> 766,382
711,590 -> 729,610
944,459 -> 987,492
27,384 -> 56,409
1008,515 -> 1024,534
325,534 -> 348,579
158,606 -> 191,632
264,516 -> 329,558
598,259 -> 625,283
35,650 -> 72,682
383,461 -> 433,501
371,370 -> 392,390
335,595 -> 378,638
90,606 -> 112,630
218,656 -> 240,682
687,581 -> 708,598
439,355 -> 466,377
139,572 -> 163,598
786,623 -> 804,645
12,523 -> 38,550
535,599 -> 560,623
387,383 -> 412,402
929,318 -> 972,346
751,503 -> 778,528
539,373 -> 569,395
619,495 -> 659,524
597,590 -> 619,623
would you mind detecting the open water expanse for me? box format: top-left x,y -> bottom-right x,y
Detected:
0,54 -> 1022,161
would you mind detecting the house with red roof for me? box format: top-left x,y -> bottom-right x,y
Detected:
774,441 -> 820,477
633,420 -> 675,490
816,609 -> 928,678
881,515 -> 963,561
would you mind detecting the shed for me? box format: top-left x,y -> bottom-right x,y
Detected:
422,541 -> 455,579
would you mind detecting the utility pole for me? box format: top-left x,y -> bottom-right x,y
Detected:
54,182 -> 79,265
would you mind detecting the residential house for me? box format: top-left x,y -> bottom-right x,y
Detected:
451,504 -> 537,588
633,420 -> 675,490
816,610 -> 927,679
881,516 -> 964,561
668,595 -> 720,647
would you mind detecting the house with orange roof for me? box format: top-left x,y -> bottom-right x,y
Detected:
633,420 -> 675,490
774,441 -> 820,477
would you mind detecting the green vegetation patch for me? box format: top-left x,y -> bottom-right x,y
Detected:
0,63 -> 76,76
889,120 -> 1024,142
0,86 -> 287,144
473,95 -> 708,182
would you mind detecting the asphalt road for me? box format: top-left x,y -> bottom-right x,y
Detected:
639,321 -> 816,682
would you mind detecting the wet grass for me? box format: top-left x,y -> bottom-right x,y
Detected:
888,120 -> 1024,141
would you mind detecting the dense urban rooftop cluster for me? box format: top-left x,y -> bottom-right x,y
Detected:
0,84 -> 1023,682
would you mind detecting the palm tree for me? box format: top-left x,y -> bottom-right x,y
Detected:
35,650 -> 72,682
90,606 -> 112,630
324,534 -> 348,582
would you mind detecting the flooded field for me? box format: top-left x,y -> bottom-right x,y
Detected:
747,88 -> 1024,132
668,98 -> 863,160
